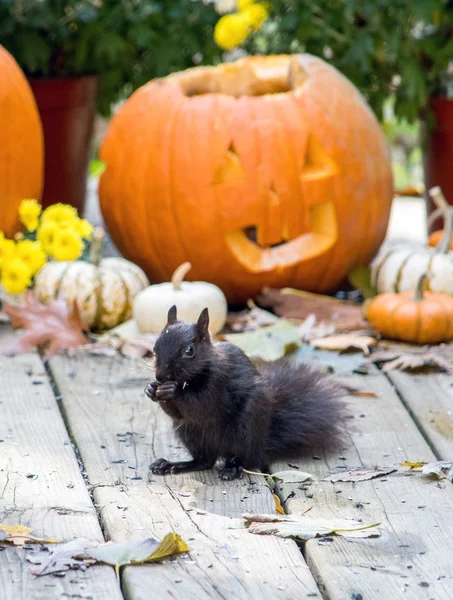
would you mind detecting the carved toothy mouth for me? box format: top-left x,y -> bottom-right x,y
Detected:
225,201 -> 338,273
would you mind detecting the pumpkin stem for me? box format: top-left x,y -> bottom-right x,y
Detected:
429,187 -> 453,255
171,262 -> 192,291
88,227 -> 105,266
414,274 -> 427,302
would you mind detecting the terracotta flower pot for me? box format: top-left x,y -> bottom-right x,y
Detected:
423,96 -> 453,233
28,76 -> 98,214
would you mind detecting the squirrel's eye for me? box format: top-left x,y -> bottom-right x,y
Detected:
185,344 -> 195,358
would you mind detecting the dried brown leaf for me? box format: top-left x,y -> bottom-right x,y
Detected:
310,334 -> 376,355
257,287 -> 367,332
243,513 -> 381,540
226,300 -> 281,333
371,346 -> 453,373
323,467 -> 396,483
29,538 -> 95,576
341,384 -> 378,398
421,461 -> 453,480
0,292 -> 89,361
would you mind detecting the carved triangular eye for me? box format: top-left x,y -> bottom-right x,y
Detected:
301,134 -> 338,181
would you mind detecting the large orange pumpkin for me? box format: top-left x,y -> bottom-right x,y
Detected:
0,46 -> 43,237
99,55 -> 393,304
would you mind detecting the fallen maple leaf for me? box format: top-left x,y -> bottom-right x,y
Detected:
310,334 -> 377,356
0,291 -> 89,361
243,513 -> 381,540
370,347 -> 453,373
256,287 -> 368,332
323,467 -> 396,483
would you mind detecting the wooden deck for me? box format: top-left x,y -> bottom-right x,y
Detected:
2,321 -> 453,599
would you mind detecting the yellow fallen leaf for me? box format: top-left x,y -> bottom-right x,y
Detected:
0,523 -> 32,537
273,493 -> 285,515
0,523 -> 61,546
145,532 -> 189,562
401,461 -> 425,470
310,334 -> 376,356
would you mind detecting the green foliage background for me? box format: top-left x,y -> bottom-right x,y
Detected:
1,0 -> 451,124
245,0 -> 453,123
0,0 -> 223,116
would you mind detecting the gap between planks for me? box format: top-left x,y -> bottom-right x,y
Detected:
0,325 -> 122,600
47,352 -> 319,600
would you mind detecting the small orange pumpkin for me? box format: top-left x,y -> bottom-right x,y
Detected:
0,46 -> 43,237
99,54 -> 393,304
366,275 -> 453,345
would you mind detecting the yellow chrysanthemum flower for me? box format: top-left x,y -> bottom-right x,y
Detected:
15,240 -> 47,275
19,198 -> 42,232
214,13 -> 251,50
237,0 -> 255,11
51,228 -> 84,261
0,236 -> 16,269
1,258 -> 32,295
242,2 -> 269,30
75,218 -> 94,240
41,203 -> 78,227
37,220 -> 58,254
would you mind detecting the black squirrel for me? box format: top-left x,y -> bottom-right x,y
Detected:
145,305 -> 347,480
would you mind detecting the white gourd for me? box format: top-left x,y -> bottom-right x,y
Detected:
133,262 -> 228,334
33,228 -> 149,330
371,187 -> 453,296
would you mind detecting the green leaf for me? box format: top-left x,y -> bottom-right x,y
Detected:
224,322 -> 301,362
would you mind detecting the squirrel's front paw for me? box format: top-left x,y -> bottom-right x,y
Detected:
150,458 -> 173,475
156,381 -> 178,401
144,381 -> 159,402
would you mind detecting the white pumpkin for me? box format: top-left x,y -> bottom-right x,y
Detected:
133,262 -> 228,334
33,228 -> 149,330
371,187 -> 453,296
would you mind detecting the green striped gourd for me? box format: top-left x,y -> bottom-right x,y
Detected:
33,228 -> 149,330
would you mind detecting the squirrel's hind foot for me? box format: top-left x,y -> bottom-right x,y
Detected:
219,464 -> 244,480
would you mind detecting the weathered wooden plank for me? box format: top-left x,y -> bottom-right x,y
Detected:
48,352 -> 320,599
0,326 -> 122,600
386,370 -> 453,459
271,364 -> 453,599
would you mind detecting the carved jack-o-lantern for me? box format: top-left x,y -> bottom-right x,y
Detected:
99,55 -> 393,303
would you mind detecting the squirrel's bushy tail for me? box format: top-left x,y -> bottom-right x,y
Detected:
258,359 -> 348,460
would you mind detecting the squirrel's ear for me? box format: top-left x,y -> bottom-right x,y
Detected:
167,305 -> 177,326
196,308 -> 210,341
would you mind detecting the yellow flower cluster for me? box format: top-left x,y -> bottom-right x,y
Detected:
214,0 -> 269,51
0,199 -> 94,295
